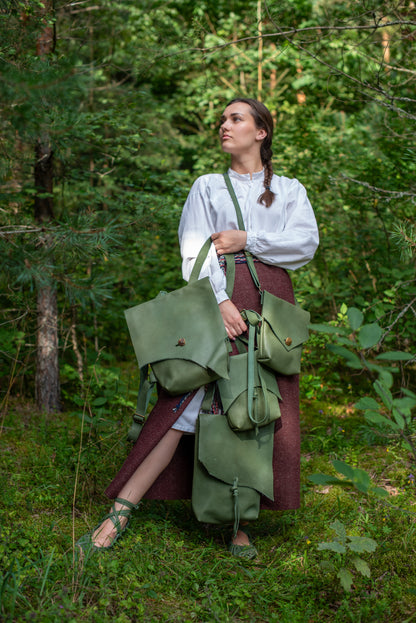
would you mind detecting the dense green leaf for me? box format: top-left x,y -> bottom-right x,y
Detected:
364,411 -> 401,431
355,397 -> 380,411
347,536 -> 377,554
376,351 -> 415,362
318,541 -> 347,554
330,520 -> 347,543
326,345 -> 363,368
392,407 -> 406,429
373,380 -> 393,410
347,307 -> 364,331
353,557 -> 371,578
309,323 -> 344,335
337,568 -> 354,592
308,473 -> 344,486
358,323 -> 383,349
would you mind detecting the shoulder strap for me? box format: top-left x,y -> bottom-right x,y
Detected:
224,173 -> 245,230
223,173 -> 262,291
127,365 -> 156,442
189,235 -> 236,297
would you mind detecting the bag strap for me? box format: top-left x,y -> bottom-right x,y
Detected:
223,173 -> 261,292
127,365 -> 156,442
189,237 -> 214,283
241,310 -> 270,432
189,235 -> 235,298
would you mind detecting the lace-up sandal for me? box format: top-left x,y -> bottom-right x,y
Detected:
76,497 -> 139,554
228,526 -> 258,560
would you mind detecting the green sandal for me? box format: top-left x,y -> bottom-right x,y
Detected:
228,527 -> 258,560
76,497 -> 139,554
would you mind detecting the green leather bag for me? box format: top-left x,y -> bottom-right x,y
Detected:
217,352 -> 281,432
224,173 -> 310,376
125,237 -> 230,396
192,410 -> 275,535
257,289 -> 310,375
216,308 -> 282,432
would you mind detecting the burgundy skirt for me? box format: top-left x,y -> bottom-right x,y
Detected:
105,262 -> 300,510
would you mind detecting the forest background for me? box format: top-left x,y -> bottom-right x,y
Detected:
0,1 -> 415,621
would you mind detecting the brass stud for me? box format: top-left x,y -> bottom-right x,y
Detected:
177,338 -> 186,346
285,337 -> 292,346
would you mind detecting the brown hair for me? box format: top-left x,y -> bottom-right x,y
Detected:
226,97 -> 275,207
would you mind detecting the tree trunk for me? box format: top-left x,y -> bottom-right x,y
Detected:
34,0 -> 60,412
36,286 -> 60,411
34,134 -> 54,222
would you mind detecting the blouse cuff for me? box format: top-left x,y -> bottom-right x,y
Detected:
245,230 -> 257,253
215,289 -> 229,305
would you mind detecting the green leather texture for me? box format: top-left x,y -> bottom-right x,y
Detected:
217,353 -> 281,432
192,413 -> 275,526
257,290 -> 310,375
124,243 -> 230,395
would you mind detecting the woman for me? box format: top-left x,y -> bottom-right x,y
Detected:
77,98 -> 319,559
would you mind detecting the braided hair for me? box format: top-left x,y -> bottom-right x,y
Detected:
226,97 -> 275,207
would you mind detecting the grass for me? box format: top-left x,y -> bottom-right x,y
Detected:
1,389 -> 416,622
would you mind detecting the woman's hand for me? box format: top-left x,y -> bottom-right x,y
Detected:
211,230 -> 247,255
219,300 -> 247,340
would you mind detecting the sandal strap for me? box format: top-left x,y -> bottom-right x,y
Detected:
106,498 -> 139,532
114,497 -> 140,511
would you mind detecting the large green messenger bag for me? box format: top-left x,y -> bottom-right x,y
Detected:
125,238 -> 230,397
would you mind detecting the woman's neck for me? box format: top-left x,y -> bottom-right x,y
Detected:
230,154 -> 264,178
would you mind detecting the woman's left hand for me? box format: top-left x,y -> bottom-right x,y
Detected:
211,230 -> 247,255
219,300 -> 247,340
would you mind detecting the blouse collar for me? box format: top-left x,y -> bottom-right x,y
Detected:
228,168 -> 265,182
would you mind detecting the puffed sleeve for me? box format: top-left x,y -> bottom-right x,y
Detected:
245,178 -> 319,269
178,176 -> 229,304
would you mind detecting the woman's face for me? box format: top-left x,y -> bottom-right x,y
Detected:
219,102 -> 266,156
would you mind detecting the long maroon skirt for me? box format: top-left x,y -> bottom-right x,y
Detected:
105,262 -> 300,510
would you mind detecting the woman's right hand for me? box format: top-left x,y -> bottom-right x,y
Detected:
219,300 -> 247,340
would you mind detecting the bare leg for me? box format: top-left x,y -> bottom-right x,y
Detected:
232,528 -> 251,546
91,429 -> 184,548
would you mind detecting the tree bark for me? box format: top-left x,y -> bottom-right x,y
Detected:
36,286 -> 60,411
34,0 -> 60,412
34,134 -> 54,222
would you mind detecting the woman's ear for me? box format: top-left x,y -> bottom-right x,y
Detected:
256,128 -> 267,141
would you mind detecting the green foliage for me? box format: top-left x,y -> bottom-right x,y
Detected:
312,304 -> 416,460
309,459 -> 389,498
391,220 -> 416,261
317,519 -> 377,592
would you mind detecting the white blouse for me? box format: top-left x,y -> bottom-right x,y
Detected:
178,168 -> 319,303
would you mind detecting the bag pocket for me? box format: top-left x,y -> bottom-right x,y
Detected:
257,290 -> 310,375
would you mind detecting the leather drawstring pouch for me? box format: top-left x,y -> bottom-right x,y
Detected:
192,390 -> 275,535
216,321 -> 282,433
124,237 -> 230,398
224,173 -> 310,376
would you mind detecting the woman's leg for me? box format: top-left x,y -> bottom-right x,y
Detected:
91,429 -> 184,548
231,528 -> 251,546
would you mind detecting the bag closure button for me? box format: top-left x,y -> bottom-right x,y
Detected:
285,337 -> 292,346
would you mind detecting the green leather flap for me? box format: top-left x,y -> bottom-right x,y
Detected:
261,290 -> 310,351
197,414 -> 275,500
217,353 -> 281,412
125,277 -> 230,380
